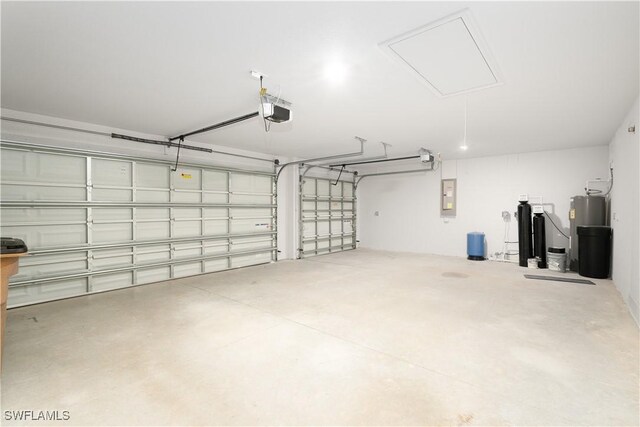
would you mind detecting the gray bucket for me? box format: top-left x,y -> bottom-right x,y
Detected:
547,248 -> 566,273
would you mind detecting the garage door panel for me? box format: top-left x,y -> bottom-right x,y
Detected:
137,190 -> 170,202
317,222 -> 330,236
317,180 -> 330,196
174,262 -> 202,278
231,252 -> 271,268
173,242 -> 202,259
92,248 -> 133,269
203,243 -> 229,255
174,221 -> 201,238
92,272 -> 134,292
93,208 -> 131,221
203,220 -> 228,235
174,168 -> 201,190
303,222 -> 316,238
231,238 -> 273,252
231,219 -> 271,234
93,188 -> 132,202
93,223 -> 132,243
1,149 -> 29,178
203,207 -> 227,218
230,194 -> 271,204
230,173 -> 271,193
138,208 -> 169,220
298,176 -> 356,258
17,257 -> 87,280
1,207 -> 86,222
172,191 -> 200,203
2,144 -> 276,307
1,185 -> 86,201
137,222 -> 170,240
137,163 -> 169,188
173,207 -> 201,219
137,245 -> 171,263
93,159 -> 132,186
230,207 -> 270,217
202,170 -> 227,191
302,179 -> 315,195
7,224 -> 87,248
343,220 -> 354,234
204,258 -> 228,273
137,266 -> 171,284
30,278 -> 87,301
36,153 -> 86,184
202,193 -> 228,203
8,278 -> 87,306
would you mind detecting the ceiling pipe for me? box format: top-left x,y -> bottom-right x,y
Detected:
354,164 -> 435,191
319,141 -> 390,167
330,154 -> 422,167
275,136 -> 366,183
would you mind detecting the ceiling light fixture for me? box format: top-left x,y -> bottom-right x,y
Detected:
323,60 -> 348,84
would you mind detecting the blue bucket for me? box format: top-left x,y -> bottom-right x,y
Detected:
467,232 -> 485,261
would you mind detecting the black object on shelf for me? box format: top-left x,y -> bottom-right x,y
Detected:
0,238 -> 28,254
577,226 -> 612,279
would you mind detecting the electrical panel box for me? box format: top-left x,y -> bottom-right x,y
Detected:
441,179 -> 457,217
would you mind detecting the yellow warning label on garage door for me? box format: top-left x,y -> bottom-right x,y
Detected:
181,173 -> 192,179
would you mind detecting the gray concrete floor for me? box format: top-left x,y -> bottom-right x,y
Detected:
1,249 -> 638,426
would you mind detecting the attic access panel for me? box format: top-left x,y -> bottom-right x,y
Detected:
380,9 -> 502,97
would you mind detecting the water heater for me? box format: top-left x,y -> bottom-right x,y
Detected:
569,195 -> 607,271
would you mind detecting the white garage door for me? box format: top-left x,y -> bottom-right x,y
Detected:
1,142 -> 276,307
299,175 -> 356,258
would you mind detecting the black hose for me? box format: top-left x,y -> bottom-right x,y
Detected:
543,212 -> 569,239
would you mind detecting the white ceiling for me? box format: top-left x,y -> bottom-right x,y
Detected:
1,2 -> 638,160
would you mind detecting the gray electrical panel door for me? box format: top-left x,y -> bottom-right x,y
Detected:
441,179 -> 457,217
1,142 -> 277,307
299,176 -> 356,258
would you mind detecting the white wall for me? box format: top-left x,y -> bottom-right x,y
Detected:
357,146 -> 610,260
608,97 -> 639,327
